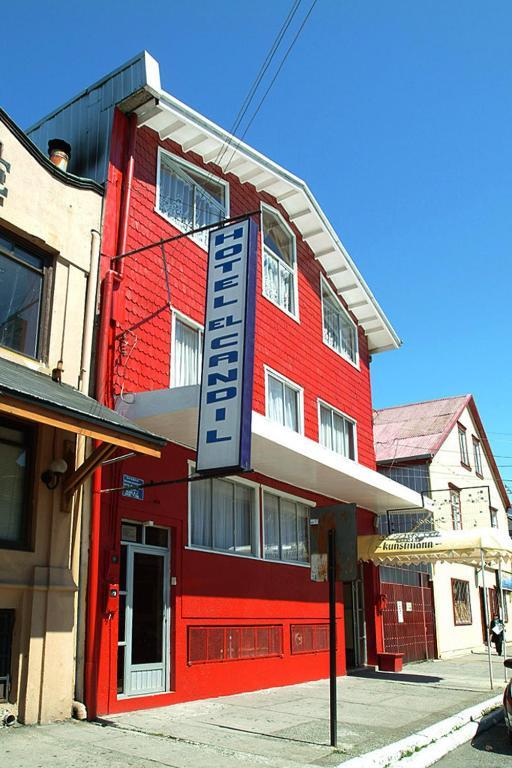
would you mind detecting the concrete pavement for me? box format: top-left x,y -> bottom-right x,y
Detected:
429,721 -> 512,767
1,652 -> 509,768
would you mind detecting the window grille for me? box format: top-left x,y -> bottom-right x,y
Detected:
188,625 -> 283,664
290,624 -> 328,654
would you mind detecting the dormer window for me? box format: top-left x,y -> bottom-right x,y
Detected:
156,149 -> 228,249
261,205 -> 297,318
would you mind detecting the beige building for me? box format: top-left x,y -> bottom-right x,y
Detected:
374,395 -> 512,662
0,108 -> 164,723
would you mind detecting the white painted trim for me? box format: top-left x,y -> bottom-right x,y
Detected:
170,309 -> 203,388
263,364 -> 304,436
260,484 -> 316,508
260,202 -> 300,322
155,146 -> 230,251
320,274 -> 360,369
317,398 -> 358,462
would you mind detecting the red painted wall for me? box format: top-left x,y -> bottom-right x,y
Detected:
112,123 -> 377,469
91,110 -> 384,715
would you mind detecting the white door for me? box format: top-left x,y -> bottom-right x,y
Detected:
118,523 -> 170,696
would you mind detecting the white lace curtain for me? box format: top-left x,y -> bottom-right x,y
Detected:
268,375 -> 298,431
174,318 -> 201,386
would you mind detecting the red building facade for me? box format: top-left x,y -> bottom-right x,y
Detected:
27,53 -> 425,718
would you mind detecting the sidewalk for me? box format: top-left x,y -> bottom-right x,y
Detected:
1,652 -> 508,768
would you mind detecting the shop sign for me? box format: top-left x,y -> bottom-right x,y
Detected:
397,601 -> 404,623
196,217 -> 258,475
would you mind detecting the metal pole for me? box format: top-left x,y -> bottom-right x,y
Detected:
499,561 -> 507,680
481,549 -> 493,690
328,528 -> 337,748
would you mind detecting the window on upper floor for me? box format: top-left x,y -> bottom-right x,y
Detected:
490,507 -> 498,528
458,424 -> 470,468
266,368 -> 302,434
261,205 -> 297,318
378,464 -> 431,497
189,476 -> 259,557
0,230 -> 51,360
263,490 -> 310,564
156,149 -> 228,249
0,420 -> 32,550
171,314 -> 202,387
473,437 -> 483,477
450,486 -> 462,530
318,401 -> 356,460
321,276 -> 358,365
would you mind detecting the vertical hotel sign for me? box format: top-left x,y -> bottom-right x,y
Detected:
196,217 -> 258,475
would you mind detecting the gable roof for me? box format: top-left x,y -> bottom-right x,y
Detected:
26,51 -> 400,354
373,395 -> 510,510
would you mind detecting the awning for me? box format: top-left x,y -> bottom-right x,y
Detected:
0,356 -> 166,457
358,527 -> 512,566
116,385 -> 433,515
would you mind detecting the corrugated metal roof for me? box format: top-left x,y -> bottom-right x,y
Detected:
373,395 -> 470,462
0,356 -> 165,447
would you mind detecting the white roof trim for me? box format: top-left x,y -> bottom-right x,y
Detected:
133,90 -> 401,354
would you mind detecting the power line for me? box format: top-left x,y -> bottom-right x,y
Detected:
222,0 -> 320,172
213,0 -> 303,171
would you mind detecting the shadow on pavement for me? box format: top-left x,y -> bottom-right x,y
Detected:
348,669 -> 443,684
469,721 -> 512,757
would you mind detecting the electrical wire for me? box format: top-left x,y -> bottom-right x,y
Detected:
213,0 -> 303,171
222,0 -> 320,173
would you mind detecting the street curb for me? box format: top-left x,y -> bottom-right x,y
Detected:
336,694 -> 503,768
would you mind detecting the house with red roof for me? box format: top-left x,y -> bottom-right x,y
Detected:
374,395 -> 512,660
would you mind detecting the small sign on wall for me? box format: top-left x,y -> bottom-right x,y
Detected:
122,475 -> 144,500
397,601 -> 404,623
406,602 -> 413,612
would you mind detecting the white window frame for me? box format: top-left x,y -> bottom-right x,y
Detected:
155,147 -> 230,251
473,437 -> 483,476
261,486 -> 315,567
458,424 -> 470,468
317,399 -> 358,461
186,461 -> 261,560
320,275 -> 359,368
260,203 -> 299,322
264,365 -> 304,435
170,309 -> 204,388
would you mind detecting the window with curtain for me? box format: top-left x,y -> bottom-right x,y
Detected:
0,231 -> 46,359
0,422 -> 30,548
321,279 -> 358,364
319,403 -> 356,460
450,487 -> 462,530
172,316 -> 202,386
263,492 -> 309,563
458,425 -> 470,467
157,151 -> 227,248
473,437 -> 483,476
262,206 -> 297,316
190,477 -> 257,556
266,371 -> 301,433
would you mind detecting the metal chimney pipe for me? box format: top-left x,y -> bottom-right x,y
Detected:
48,139 -> 71,172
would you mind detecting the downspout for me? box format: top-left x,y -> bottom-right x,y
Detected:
85,114 -> 137,719
74,229 -> 101,704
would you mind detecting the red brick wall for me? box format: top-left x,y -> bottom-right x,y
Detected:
113,123 -> 376,468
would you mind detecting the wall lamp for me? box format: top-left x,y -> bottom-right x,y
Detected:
41,459 -> 69,490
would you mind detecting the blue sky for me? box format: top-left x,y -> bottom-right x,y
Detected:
3,1 -> 512,492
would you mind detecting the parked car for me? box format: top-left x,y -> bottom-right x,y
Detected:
503,659 -> 512,740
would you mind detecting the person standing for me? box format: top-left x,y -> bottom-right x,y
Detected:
490,614 -> 504,656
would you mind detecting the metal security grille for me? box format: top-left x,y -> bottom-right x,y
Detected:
290,624 -> 329,654
381,583 -> 436,663
0,610 -> 14,702
188,625 -> 283,664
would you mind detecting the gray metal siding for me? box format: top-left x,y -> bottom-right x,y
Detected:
27,52 -> 154,184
